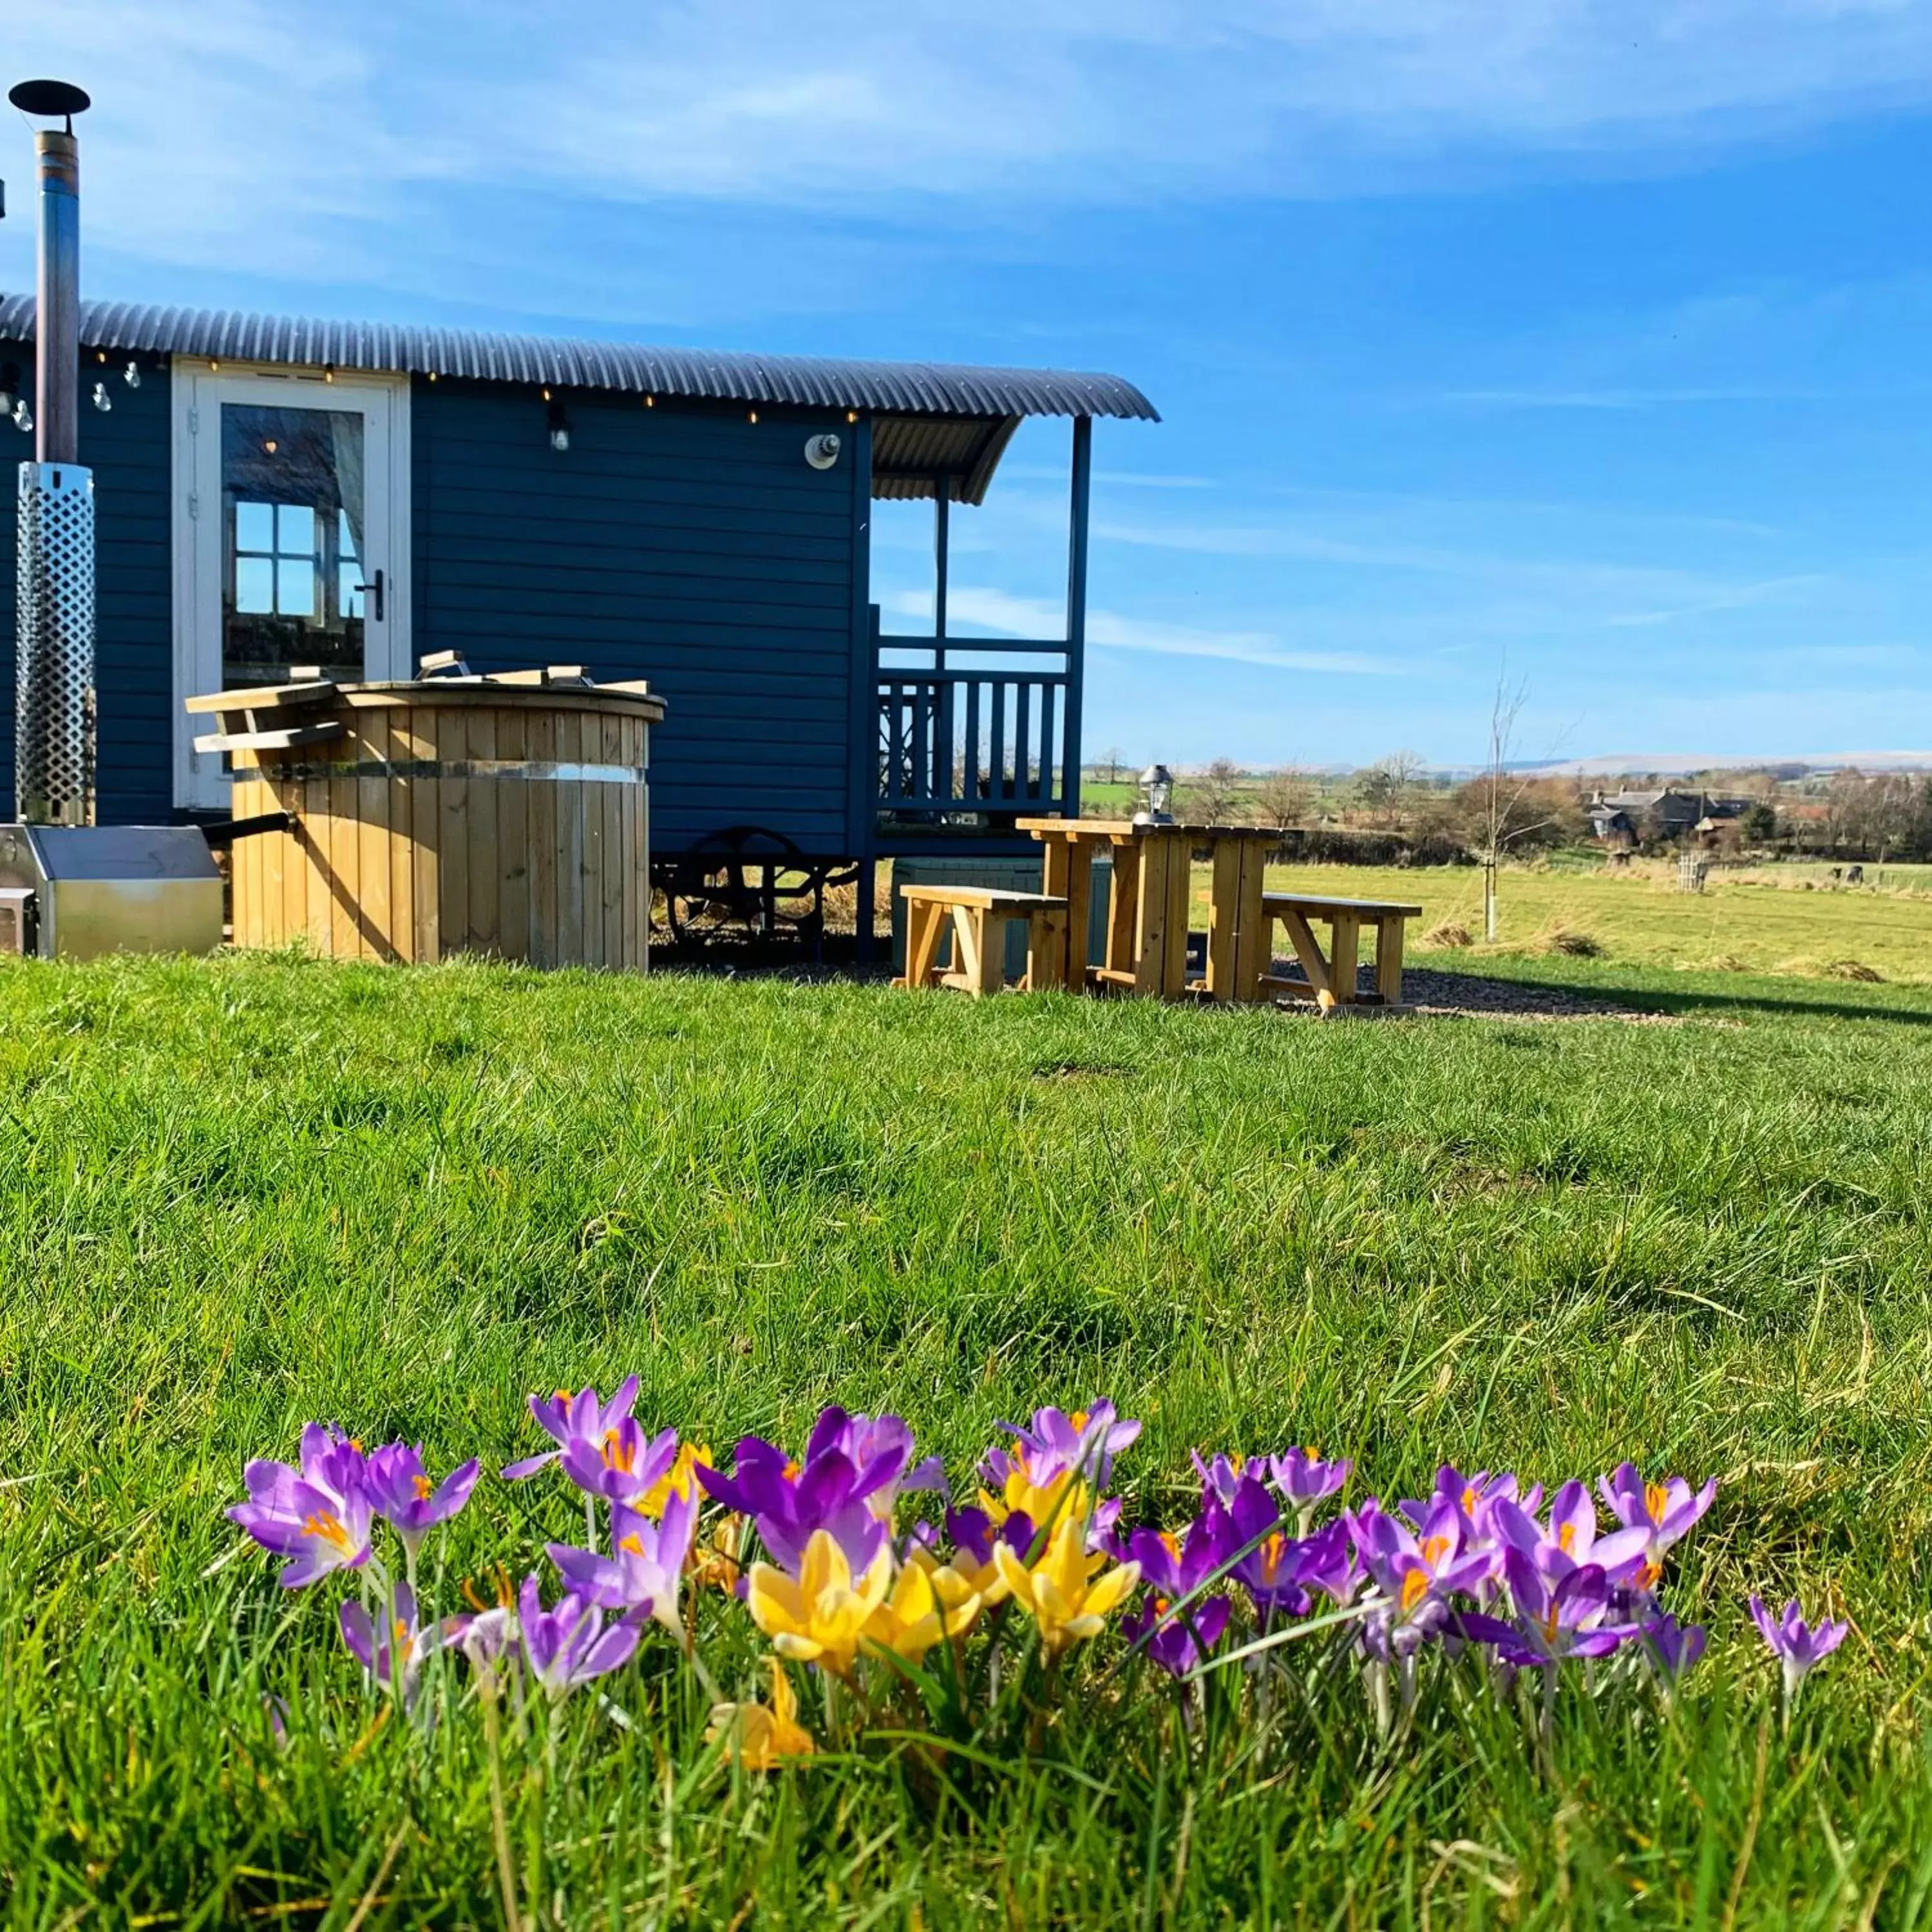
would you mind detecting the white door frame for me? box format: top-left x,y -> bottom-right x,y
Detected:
171,359 -> 412,808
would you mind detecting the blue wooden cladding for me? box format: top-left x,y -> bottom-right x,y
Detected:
411,379 -> 862,857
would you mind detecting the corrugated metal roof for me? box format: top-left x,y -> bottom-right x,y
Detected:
0,294 -> 1157,422
871,415 -> 1023,506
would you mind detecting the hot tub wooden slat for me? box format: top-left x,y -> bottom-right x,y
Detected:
197,676 -> 661,971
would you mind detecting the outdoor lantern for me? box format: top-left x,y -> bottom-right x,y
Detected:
1135,762 -> 1175,826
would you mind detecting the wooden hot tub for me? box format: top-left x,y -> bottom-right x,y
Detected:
185,668 -> 666,969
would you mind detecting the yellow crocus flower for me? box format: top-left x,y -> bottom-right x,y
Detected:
978,1461 -> 1092,1535
992,1519 -> 1140,1658
638,1441 -> 713,1520
911,1539 -> 1012,1610
863,1557 -> 983,1662
707,1658 -> 817,1771
746,1530 -> 893,1678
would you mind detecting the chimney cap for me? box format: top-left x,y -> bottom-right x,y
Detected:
8,79 -> 91,120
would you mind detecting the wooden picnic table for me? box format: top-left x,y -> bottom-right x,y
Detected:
1016,818 -> 1278,1002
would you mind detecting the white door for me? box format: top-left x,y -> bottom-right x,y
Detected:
173,365 -> 411,808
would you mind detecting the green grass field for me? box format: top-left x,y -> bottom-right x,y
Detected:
5,945 -> 1932,1926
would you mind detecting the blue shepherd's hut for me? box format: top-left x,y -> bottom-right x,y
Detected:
0,296 -> 1156,945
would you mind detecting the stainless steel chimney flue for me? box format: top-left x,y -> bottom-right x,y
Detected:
10,79 -> 95,828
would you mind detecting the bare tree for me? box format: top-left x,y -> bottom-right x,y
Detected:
1475,668 -> 1565,940
1096,746 -> 1126,785
1195,757 -> 1243,824
1255,766 -> 1314,831
1357,749 -> 1426,827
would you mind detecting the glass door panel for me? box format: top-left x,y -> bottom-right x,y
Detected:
222,404 -> 366,687
176,368 -> 406,808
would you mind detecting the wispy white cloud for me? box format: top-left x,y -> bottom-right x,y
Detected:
12,0 -> 1932,285
1604,574 -> 1832,629
884,585 -> 1392,673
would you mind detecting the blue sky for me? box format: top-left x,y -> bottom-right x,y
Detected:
8,0 -> 1932,767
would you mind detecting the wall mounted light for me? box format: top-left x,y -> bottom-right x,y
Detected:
90,381 -> 111,412
0,362 -> 17,417
804,431 -> 841,470
10,400 -> 31,435
122,359 -> 140,389
547,399 -> 571,452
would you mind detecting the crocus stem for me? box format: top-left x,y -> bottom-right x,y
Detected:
1369,1660 -> 1391,1740
480,1681 -> 523,1932
1540,1663 -> 1558,1757
585,1496 -> 598,1555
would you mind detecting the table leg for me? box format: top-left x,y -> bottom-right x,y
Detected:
1162,832 -> 1191,999
1065,840 -> 1094,990
1133,837 -> 1170,995
1375,914 -> 1405,1005
1232,837 -> 1269,1003
1027,907 -> 1068,990
1107,837 -> 1141,976
1328,912 -> 1361,1003
1205,838 -> 1241,1000
1276,907 -> 1331,999
902,897 -> 945,989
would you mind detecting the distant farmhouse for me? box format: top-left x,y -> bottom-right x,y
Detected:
1587,787 -> 1750,847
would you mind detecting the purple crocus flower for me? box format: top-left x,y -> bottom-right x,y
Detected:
804,1407 -> 949,1519
1461,1547 -> 1633,1669
697,1436 -> 889,1573
229,1432 -> 376,1590
547,1488 -> 697,1636
1492,1481 -> 1650,1590
1269,1448 -> 1352,1510
1642,1612 -> 1707,1683
1598,1464 -> 1718,1593
1750,1595 -> 1848,1705
1350,1497 -> 1492,1656
560,1418 -> 680,1508
339,1581 -> 447,1708
1293,1516 -> 1358,1606
502,1377 -> 641,1481
363,1443 -> 480,1557
517,1577 -> 641,1699
1122,1504 -> 1234,1676
995,1402 -> 1141,1490
1401,1466 -> 1540,1547
1224,1476 -> 1310,1618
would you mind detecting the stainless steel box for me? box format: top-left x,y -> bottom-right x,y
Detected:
0,824 -> 223,960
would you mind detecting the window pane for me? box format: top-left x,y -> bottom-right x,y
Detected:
341,565 -> 364,620
338,507 -> 359,562
235,500 -> 274,554
276,559 -> 316,618
277,504 -> 316,558
235,556 -> 275,614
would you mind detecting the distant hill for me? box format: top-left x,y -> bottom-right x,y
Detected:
1526,751 -> 1932,779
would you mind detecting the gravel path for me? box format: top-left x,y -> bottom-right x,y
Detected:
1274,964 -> 1677,1023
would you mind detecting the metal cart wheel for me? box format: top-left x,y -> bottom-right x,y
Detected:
656,826 -> 859,956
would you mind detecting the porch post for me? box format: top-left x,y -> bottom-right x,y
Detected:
933,482 -> 950,670
1063,416 -> 1092,817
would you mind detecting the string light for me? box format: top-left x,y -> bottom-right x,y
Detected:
748,408 -> 758,424
323,363 -> 336,383
644,395 -> 655,408
846,410 -> 858,424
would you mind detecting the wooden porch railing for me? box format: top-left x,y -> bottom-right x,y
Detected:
875,634 -> 1072,819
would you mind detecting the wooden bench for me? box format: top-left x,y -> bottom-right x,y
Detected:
1260,893 -> 1423,1008
895,886 -> 1072,998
